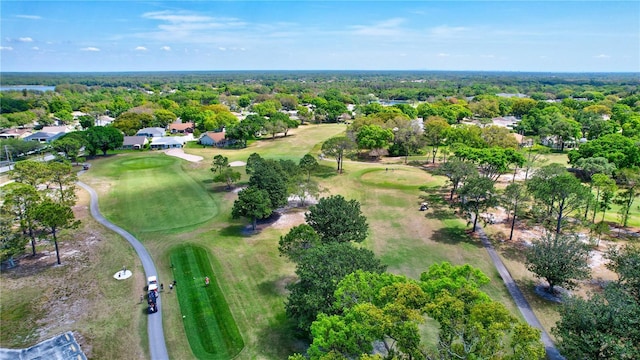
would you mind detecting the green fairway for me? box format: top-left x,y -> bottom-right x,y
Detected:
81,125 -> 535,359
171,244 -> 244,360
96,153 -> 220,236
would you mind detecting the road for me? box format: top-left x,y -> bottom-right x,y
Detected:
0,154 -> 55,173
473,218 -> 565,360
77,179 -> 169,360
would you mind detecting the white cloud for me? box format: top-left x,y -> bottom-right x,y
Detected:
350,18 -> 406,36
160,46 -> 171,51
143,11 -> 213,24
81,47 -> 100,52
18,37 -> 34,42
16,15 -> 41,20
32,46 -> 39,50
430,25 -> 469,37
135,46 -> 147,51
594,54 -> 610,58
437,53 -> 450,57
218,47 -> 226,51
0,46 -> 13,51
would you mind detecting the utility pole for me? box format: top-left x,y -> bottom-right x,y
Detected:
3,145 -> 14,170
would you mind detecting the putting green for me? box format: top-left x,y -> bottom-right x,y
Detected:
119,156 -> 174,170
170,244 -> 244,359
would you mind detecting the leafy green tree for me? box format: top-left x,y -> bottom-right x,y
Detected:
0,212 -> 28,266
445,124 -> 485,148
85,126 -> 124,156
299,154 -> 319,182
614,168 -> 640,227
503,182 -> 528,241
286,242 -> 386,334
310,276 -> 427,359
245,152 -> 263,175
605,244 -> 640,300
321,136 -> 356,174
480,125 -> 519,149
440,159 -> 479,200
113,112 -> 153,135
248,158 -> 289,208
10,160 -> 49,187
458,176 -> 496,232
305,195 -> 368,243
211,154 -> 229,175
278,224 -> 321,262
528,167 -> 590,234
573,157 -> 616,219
510,98 -> 537,118
568,133 -> 640,169
237,95 -> 251,108
78,114 -> 94,129
525,233 -> 591,294
420,262 -> 545,360
231,186 -> 272,231
31,199 -> 80,265
52,136 -> 84,164
214,167 -> 241,190
591,173 -> 617,224
46,162 -> 77,206
153,109 -> 177,128
423,116 -> 450,164
252,100 -> 280,117
389,119 -> 424,164
355,124 -> 393,154
553,284 -> 640,360
1,182 -> 41,256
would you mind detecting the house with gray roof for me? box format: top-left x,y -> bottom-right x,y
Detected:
24,131 -> 65,143
121,136 -> 149,150
150,137 -> 183,149
136,127 -> 166,138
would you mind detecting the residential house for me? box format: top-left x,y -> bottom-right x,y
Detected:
199,131 -> 226,147
150,137 -> 184,149
136,127 -> 165,138
0,128 -> 32,140
41,125 -> 73,134
168,122 -> 194,134
121,136 -> 149,150
24,131 -> 65,143
96,115 -> 115,126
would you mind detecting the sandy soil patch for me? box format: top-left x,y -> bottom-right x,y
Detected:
164,148 -> 203,162
229,161 -> 246,167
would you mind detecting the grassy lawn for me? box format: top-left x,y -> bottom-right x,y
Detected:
76,124 -> 560,359
170,244 -> 244,359
0,189 -> 146,359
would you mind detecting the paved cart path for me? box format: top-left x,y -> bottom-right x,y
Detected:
473,218 -> 564,360
77,180 -> 169,360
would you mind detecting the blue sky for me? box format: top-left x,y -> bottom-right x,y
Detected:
1,1 -> 638,72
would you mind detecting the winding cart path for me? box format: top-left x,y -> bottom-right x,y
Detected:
473,218 -> 564,360
77,180 -> 169,360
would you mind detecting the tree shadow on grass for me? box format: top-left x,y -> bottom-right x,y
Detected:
430,226 -> 483,248
257,275 -> 295,298
313,164 -> 339,179
497,241 -> 529,263
256,315 -> 308,359
218,225 -> 246,237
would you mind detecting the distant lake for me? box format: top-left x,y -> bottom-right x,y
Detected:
0,85 -> 56,92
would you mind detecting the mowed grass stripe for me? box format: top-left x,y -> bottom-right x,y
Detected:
171,244 -> 244,359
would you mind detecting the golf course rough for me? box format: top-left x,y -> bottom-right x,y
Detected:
171,244 -> 244,359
